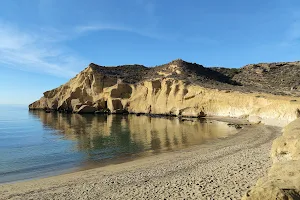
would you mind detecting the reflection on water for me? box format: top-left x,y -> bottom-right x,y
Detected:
0,107 -> 237,183
31,111 -> 237,155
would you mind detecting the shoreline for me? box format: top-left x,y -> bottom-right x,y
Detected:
0,119 -> 281,200
1,116 -> 240,185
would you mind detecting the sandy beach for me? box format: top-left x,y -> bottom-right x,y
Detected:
0,119 -> 281,200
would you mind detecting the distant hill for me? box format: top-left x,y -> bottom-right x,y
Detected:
83,59 -> 300,96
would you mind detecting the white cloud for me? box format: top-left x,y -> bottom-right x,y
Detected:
75,1 -> 216,44
0,21 -> 87,78
75,23 -> 170,40
75,24 -> 131,33
74,0 -> 167,40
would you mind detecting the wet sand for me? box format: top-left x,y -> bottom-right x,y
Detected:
0,119 -> 281,200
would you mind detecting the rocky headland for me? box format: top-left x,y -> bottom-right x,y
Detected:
29,59 -> 300,126
26,59 -> 300,199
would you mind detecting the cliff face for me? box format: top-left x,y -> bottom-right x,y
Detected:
29,59 -> 300,126
242,118 -> 300,200
29,59 -> 300,198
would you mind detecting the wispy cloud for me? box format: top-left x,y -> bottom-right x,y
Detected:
75,24 -> 131,33
75,23 -> 171,40
74,0 -> 170,40
0,21 -> 87,78
75,0 -> 216,44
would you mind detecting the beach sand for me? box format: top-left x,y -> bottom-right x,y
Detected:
0,119 -> 281,200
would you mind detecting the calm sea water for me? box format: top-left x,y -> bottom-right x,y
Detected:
0,105 -> 237,183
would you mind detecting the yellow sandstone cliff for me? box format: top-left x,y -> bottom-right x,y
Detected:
242,118 -> 300,199
29,60 -> 300,127
29,59 -> 300,199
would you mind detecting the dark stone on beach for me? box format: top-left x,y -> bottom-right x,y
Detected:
227,123 -> 242,129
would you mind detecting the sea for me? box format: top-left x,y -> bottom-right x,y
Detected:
0,105 -> 237,183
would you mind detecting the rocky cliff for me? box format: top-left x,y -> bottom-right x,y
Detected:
29,59 -> 300,126
29,59 -> 300,198
242,118 -> 300,200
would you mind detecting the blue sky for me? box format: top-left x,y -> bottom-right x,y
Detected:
0,0 -> 300,104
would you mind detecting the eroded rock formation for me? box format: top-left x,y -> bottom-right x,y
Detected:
242,118 -> 300,200
28,59 -> 300,198
29,59 -> 300,126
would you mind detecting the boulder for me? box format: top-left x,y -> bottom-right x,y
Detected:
242,118 -> 300,200
243,182 -> 300,200
71,99 -> 82,111
77,105 -> 96,114
248,115 -> 262,124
